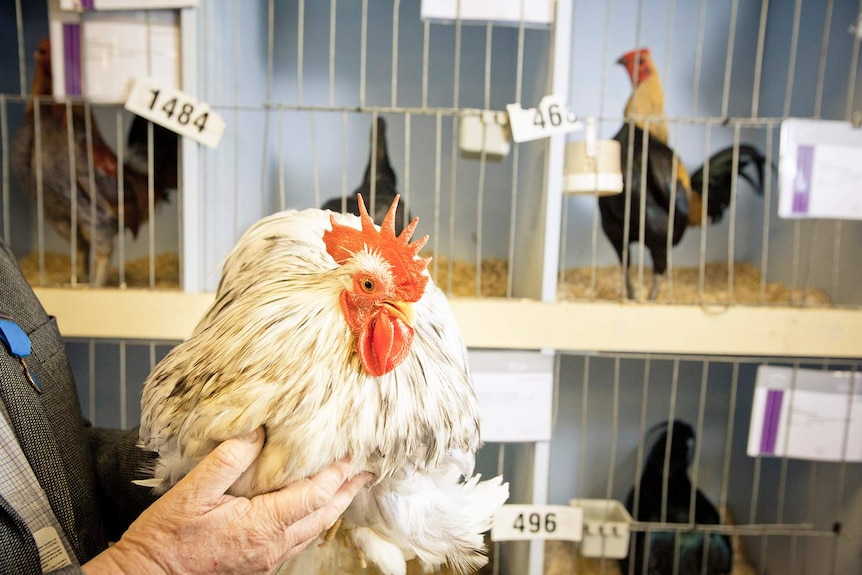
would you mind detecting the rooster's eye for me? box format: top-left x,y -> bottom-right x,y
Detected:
361,278 -> 375,293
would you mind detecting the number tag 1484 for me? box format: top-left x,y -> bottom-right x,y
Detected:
124,77 -> 226,149
490,504 -> 583,542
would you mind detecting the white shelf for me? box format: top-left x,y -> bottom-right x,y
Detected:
34,288 -> 862,358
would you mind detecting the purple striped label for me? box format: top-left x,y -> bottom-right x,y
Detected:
759,389 -> 784,455
792,145 -> 814,214
81,0 -> 95,9
62,23 -> 82,96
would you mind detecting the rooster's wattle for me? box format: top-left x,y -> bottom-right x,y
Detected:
137,195 -> 507,575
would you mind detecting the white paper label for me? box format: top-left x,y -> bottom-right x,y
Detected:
491,504 -> 583,542
83,11 -> 180,103
778,118 -> 862,220
421,0 -> 554,28
61,0 -> 198,9
33,526 -> 72,571
506,95 -> 582,143
469,351 -> 554,443
124,76 -> 225,148
747,365 -> 862,462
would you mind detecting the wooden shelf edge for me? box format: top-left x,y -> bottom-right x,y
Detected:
34,289 -> 862,358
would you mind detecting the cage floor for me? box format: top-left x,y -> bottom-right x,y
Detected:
426,254 -> 510,298
362,543 -> 624,575
16,250 -> 832,310
544,538 -> 758,575
17,251 -> 180,288
310,538 -> 757,575
559,262 -> 832,306
428,254 -> 831,307
429,256 -> 832,307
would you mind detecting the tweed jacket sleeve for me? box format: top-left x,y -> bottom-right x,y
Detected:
0,239 -> 157,573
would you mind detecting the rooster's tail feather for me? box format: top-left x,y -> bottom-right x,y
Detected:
409,473 -> 510,574
344,472 -> 509,575
689,144 -> 769,224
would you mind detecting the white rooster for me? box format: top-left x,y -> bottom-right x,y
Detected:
137,195 -> 508,575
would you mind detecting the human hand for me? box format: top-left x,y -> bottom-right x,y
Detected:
82,428 -> 372,575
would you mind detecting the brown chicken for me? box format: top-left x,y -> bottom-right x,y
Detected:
10,39 -> 171,286
602,48 -> 767,300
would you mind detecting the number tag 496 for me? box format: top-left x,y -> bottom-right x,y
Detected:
491,504 -> 583,542
506,95 -> 582,143
124,77 -> 226,148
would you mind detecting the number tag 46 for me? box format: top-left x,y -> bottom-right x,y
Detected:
506,95 -> 582,143
491,504 -> 583,542
124,77 -> 226,148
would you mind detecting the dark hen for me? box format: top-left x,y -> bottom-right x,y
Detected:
620,420 -> 732,575
10,38 -> 172,286
321,116 -> 411,234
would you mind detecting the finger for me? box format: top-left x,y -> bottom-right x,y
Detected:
274,472 -> 374,563
335,472 -> 375,505
178,428 -> 264,505
270,460 -> 353,524
270,462 -> 372,528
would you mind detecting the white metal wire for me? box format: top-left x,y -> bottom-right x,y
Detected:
65,100 -> 78,286
115,109 -> 125,287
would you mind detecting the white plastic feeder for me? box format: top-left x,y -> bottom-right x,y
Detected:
563,117 -> 623,195
459,111 -> 512,159
567,498 -> 633,559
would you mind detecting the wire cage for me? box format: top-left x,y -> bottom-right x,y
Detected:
550,351 -> 862,575
188,0 -> 559,300
558,1 -> 862,308
2,0 -> 862,307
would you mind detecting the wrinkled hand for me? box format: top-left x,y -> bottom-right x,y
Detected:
83,428 -> 372,575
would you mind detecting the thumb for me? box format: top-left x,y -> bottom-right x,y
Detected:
180,428 -> 264,504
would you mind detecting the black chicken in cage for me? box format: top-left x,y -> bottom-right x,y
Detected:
621,420 -> 732,575
321,116 -> 411,235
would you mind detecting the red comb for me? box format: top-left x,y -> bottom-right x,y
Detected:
323,194 -> 430,302
621,47 -> 650,60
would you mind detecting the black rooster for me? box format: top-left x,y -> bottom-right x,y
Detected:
599,123 -> 767,300
320,116 -> 411,233
620,420 -> 732,575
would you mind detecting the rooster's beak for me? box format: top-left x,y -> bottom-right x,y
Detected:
382,301 -> 415,327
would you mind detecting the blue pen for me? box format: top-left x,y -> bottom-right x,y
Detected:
0,312 -> 42,394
